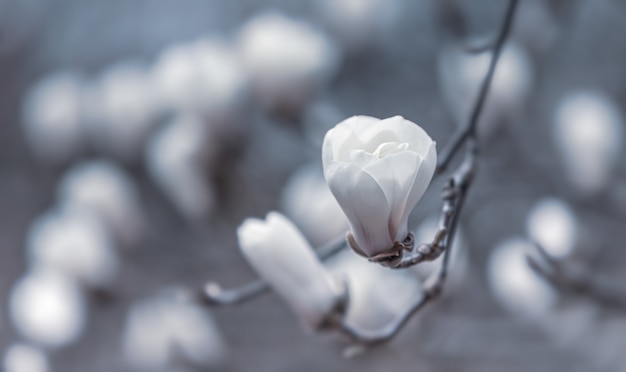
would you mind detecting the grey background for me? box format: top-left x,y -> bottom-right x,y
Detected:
2,0 -> 626,371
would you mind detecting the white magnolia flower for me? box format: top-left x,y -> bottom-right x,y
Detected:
553,91 -> 624,195
237,11 -> 340,111
22,71 -> 86,163
322,115 -> 437,261
237,212 -> 342,330
326,249 -> 424,333
146,114 -> 215,220
3,343 -> 49,372
318,0 -> 405,50
9,268 -> 86,348
57,160 -> 144,247
487,238 -> 557,318
83,60 -> 162,160
26,208 -> 119,288
526,198 -> 577,259
438,42 -> 533,138
152,38 -> 247,118
281,163 -> 348,247
123,289 -> 226,370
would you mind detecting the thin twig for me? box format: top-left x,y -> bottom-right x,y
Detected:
436,0 -> 519,175
339,144 -> 476,344
199,0 -> 518,317
337,0 -> 519,343
199,234 -> 347,306
527,244 -> 626,312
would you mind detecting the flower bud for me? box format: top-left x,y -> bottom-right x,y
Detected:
237,11 -> 340,112
487,238 -> 557,318
526,198 -> 577,259
57,160 -> 144,247
9,269 -> 86,348
27,208 -> 119,289
22,71 -> 86,163
237,212 -> 342,330
322,115 -> 436,259
326,250 -> 424,333
553,91 -> 624,195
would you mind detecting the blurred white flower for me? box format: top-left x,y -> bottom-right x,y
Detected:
26,208 -> 119,288
554,91 -> 624,195
9,269 -> 86,348
281,163 -> 348,247
124,289 -> 226,370
438,42 -> 533,137
152,38 -> 247,118
487,238 -> 557,318
237,212 -> 342,330
146,114 -> 215,220
322,115 -> 437,260
22,71 -> 86,163
326,249 -> 424,333
3,343 -> 49,372
526,198 -> 577,258
237,11 -> 341,111
83,60 -> 162,160
318,0 -> 405,50
412,215 -> 468,289
57,160 -> 144,247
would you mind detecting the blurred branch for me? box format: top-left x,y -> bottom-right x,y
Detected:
436,0 -> 519,176
527,244 -> 626,312
198,234 -> 347,306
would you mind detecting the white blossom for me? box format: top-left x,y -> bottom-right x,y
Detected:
553,91 -> 624,195
123,289 -> 226,370
26,208 -> 119,288
3,344 -> 49,372
146,114 -> 215,220
322,115 -> 437,259
237,212 -> 342,330
57,160 -> 144,247
281,163 -> 348,247
82,60 -> 162,160
9,268 -> 86,348
487,238 -> 557,318
326,249 -> 424,333
318,0 -> 405,50
152,38 -> 247,118
526,198 -> 577,258
237,11 -> 340,111
438,42 -> 533,137
21,71 -> 86,163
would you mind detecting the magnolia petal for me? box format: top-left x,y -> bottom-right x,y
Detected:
324,161 -> 393,256
361,151 -> 422,240
322,115 -> 377,162
360,116 -> 433,155
394,142 -> 437,241
237,212 -> 340,330
326,250 -> 424,333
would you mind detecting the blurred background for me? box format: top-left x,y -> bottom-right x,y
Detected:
2,0 -> 626,371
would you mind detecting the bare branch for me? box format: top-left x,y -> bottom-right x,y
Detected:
339,143 -> 476,345
436,0 -> 519,175
527,244 -> 626,312
198,234 -> 347,306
